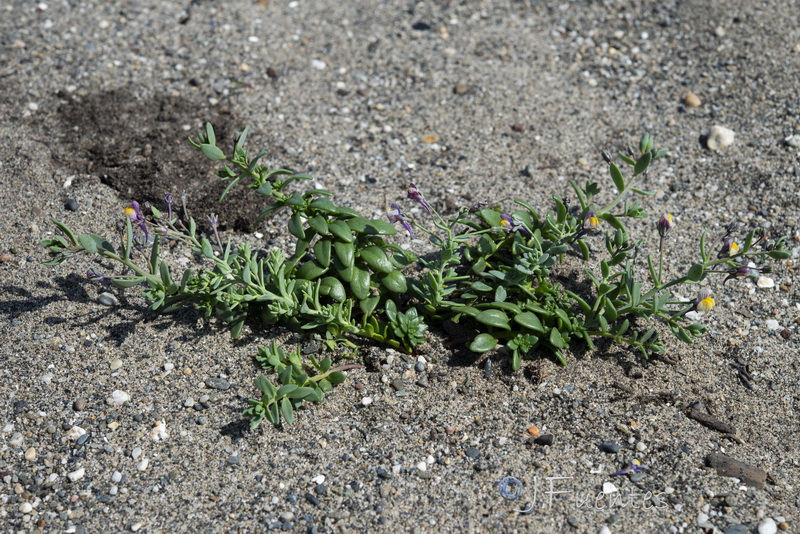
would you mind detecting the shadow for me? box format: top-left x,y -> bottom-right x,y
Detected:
219,420 -> 250,441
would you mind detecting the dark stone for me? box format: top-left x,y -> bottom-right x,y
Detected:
412,21 -> 432,31
598,442 -> 620,454
376,468 -> 393,480
205,377 -> 231,390
534,434 -> 554,446
314,484 -> 326,495
305,493 -> 321,506
65,198 -> 79,211
465,447 -> 480,459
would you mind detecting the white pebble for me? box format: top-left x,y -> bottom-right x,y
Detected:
697,512 -> 709,525
65,426 -> 86,441
602,482 -> 618,494
98,292 -> 119,306
9,432 -> 24,447
765,319 -> 781,331
111,390 -> 130,405
311,59 -> 326,70
164,363 -> 174,371
137,458 -> 149,471
24,447 -> 36,461
598,527 -> 612,534
112,470 -> 122,483
110,359 -> 123,371
67,467 -> 85,482
416,461 -> 427,472
785,134 -> 800,148
131,522 -> 144,532
40,373 -> 53,384
3,423 -> 14,433
151,420 -> 168,442
706,125 -> 735,150
131,447 -> 142,460
28,102 -> 39,111
184,398 -> 195,407
636,441 -> 647,452
19,502 -> 33,514
361,397 -> 373,406
311,474 -> 325,485
426,455 -> 435,464
756,276 -> 775,288
758,518 -> 777,534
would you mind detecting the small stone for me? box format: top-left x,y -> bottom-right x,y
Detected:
778,522 -> 789,531
24,447 -> 36,461
111,471 -> 122,483
311,59 -> 326,70
414,358 -> 426,372
110,359 -> 123,371
706,125 -> 735,150
527,425 -> 540,437
780,329 -> 792,340
9,432 -> 24,447
184,398 -> 195,408
416,461 -> 427,472
131,447 -> 142,460
465,447 -> 480,459
98,292 -> 119,306
227,454 -> 240,466
599,527 -> 612,534
684,92 -> 702,107
73,398 -> 87,411
361,397 -> 373,406
163,363 -> 174,372
65,426 -> 86,441
111,390 -> 130,405
19,502 -> 33,514
415,375 -> 429,388
453,83 -> 469,95
757,276 -> 775,289
765,319 -> 781,331
635,441 -> 647,452
421,134 -> 439,144
758,518 -> 778,534
598,441 -> 620,454
603,482 -> 618,494
151,420 -> 168,442
137,458 -> 149,471
205,377 -> 230,390
534,434 -> 554,446
511,123 -> 526,133
65,198 -> 79,211
77,432 -> 90,445
131,522 -> 144,532
67,467 -> 85,482
390,378 -> 405,392
785,134 -> 800,148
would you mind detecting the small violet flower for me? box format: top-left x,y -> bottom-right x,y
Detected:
407,183 -> 433,215
124,201 -> 149,241
388,203 -> 413,238
723,265 -> 751,285
611,461 -> 648,476
694,287 -> 715,313
499,214 -> 531,236
657,212 -> 673,238
718,237 -> 740,258
583,210 -> 600,232
164,193 -> 174,220
87,269 -> 111,288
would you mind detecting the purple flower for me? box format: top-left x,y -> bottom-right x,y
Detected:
407,183 -> 433,215
723,265 -> 751,285
610,464 -> 648,476
718,237 -> 740,258
388,203 -> 413,237
87,269 -> 111,288
499,214 -> 531,235
164,193 -> 174,220
124,201 -> 149,242
657,212 -> 673,238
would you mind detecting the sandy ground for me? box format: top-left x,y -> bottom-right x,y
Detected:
1,1 -> 799,532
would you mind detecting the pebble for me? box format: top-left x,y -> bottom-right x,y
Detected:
765,319 -> 781,331
107,421 -> 120,430
415,375 -> 429,388
684,92 -> 702,107
137,458 -> 149,471
110,359 -> 123,371
598,441 -> 620,454
785,134 -> 800,148
111,390 -> 130,405
65,426 -> 86,440
67,467 -> 85,482
390,378 -> 405,392
534,434 -> 554,446
24,447 -> 37,461
131,447 -> 142,460
131,522 -> 144,532
757,276 -> 775,288
98,292 -> 119,306
706,125 -> 735,150
415,357 -> 426,372
10,432 -> 24,447
76,433 -> 89,446
73,398 -> 87,411
759,518 -> 778,534
184,398 -> 195,408
205,377 -> 230,390
19,502 -> 33,514
65,198 -> 79,211
465,447 -> 480,459
361,397 -> 373,406
112,471 -> 122,483
599,527 -> 612,534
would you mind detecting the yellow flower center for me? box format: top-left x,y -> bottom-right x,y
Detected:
697,297 -> 715,313
124,207 -> 136,218
585,216 -> 600,230
729,242 -> 739,254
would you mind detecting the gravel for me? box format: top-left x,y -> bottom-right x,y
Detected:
1,0 -> 799,532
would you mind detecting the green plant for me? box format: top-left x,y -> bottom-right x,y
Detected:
41,126 -> 791,427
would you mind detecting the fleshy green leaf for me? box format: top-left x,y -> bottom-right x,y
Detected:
469,333 -> 498,352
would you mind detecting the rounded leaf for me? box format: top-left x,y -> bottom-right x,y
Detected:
288,213 -> 305,239
333,241 -> 355,268
349,266 -> 371,300
380,270 -> 407,293
514,311 -> 545,333
296,259 -> 327,280
320,276 -> 346,302
686,263 -> 705,282
359,245 -> 393,273
469,333 -> 498,353
475,309 -> 511,330
307,214 -> 330,235
328,219 -> 355,242
346,217 -> 397,235
313,239 -> 332,267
